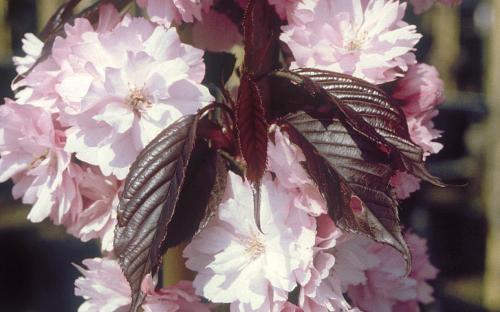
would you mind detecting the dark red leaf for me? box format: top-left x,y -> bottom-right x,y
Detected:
162,139 -> 228,249
270,69 -> 444,186
242,0 -> 281,78
282,112 -> 411,265
114,115 -> 198,312
235,75 -> 268,182
272,69 -> 444,266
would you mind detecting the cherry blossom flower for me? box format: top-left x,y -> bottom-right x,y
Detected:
9,5 -> 213,180
390,63 -> 444,198
136,0 -> 213,27
13,5 -> 122,112
344,241 -> 417,312
184,172 -> 316,311
268,128 -> 326,217
407,110 -> 443,157
281,0 -> 421,84
74,257 -> 209,312
0,99 -> 82,225
299,215 -> 355,312
12,33 -> 43,75
390,171 -> 422,199
191,10 -> 242,52
67,166 -> 121,252
393,63 -> 444,117
394,64 -> 444,156
61,16 -> 213,179
405,232 -> 439,305
335,232 -> 437,312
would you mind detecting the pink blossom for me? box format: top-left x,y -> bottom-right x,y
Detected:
390,63 -> 444,197
406,111 -> 443,157
13,5 -> 121,111
67,166 -> 121,252
405,232 -> 438,304
281,0 -> 421,84
338,232 -> 438,312
137,0 -> 213,27
393,64 -> 444,117
184,172 -> 316,311
393,64 -> 444,156
268,128 -> 326,217
346,242 -> 417,312
61,16 -> 213,179
9,6 -> 213,180
74,257 -> 209,312
12,33 -> 43,75
191,10 -> 242,52
268,128 -> 309,190
280,302 -> 303,311
390,171 -> 422,200
0,99 -> 82,225
299,215 -> 354,312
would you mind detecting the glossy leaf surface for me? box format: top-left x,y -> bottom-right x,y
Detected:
114,115 -> 198,312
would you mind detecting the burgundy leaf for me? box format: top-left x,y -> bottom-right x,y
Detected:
271,69 -> 444,265
242,0 -> 281,78
236,74 -> 268,183
162,139 -> 228,249
282,111 -> 410,264
270,69 -> 443,186
114,115 -> 198,312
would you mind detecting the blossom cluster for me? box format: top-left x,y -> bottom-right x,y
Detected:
0,0 -> 456,310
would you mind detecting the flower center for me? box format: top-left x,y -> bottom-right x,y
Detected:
29,150 -> 49,168
127,88 -> 151,114
244,235 -> 265,259
345,24 -> 368,52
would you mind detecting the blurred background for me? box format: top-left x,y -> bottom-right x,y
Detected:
0,0 -> 499,311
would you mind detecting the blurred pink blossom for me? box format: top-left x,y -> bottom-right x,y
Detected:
74,257 -> 209,312
191,9 -> 242,52
0,100 -> 82,225
281,0 -> 421,83
390,171 -> 422,199
405,232 -> 439,304
68,166 -> 121,252
338,232 -> 437,312
390,63 -> 444,198
394,63 -> 444,156
393,63 -> 444,117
